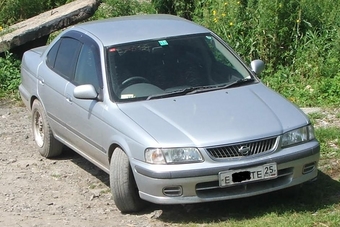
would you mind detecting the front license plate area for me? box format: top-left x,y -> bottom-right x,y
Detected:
219,163 -> 277,187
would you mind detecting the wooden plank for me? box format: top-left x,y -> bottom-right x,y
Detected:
0,0 -> 101,53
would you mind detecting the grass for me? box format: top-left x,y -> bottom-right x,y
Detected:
317,127 -> 340,159
307,112 -> 326,121
155,173 -> 340,226
154,173 -> 340,226
51,173 -> 62,178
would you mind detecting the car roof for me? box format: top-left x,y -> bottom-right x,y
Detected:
73,14 -> 210,46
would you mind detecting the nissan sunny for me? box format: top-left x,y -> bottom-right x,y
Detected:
19,14 -> 320,213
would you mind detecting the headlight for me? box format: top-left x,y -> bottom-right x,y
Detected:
145,148 -> 204,164
281,125 -> 315,147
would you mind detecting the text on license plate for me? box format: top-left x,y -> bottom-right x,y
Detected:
219,163 -> 277,187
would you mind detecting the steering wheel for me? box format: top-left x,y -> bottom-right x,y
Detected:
120,76 -> 150,90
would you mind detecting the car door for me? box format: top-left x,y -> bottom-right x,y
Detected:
63,36 -> 109,170
38,37 -> 82,139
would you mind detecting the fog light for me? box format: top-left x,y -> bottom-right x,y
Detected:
162,186 -> 183,197
303,162 -> 316,174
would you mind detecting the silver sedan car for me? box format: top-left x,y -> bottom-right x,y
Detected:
19,14 -> 320,213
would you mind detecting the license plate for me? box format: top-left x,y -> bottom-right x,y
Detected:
219,163 -> 277,187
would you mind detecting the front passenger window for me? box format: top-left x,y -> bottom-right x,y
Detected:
74,44 -> 100,91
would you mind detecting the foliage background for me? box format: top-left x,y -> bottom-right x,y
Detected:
0,0 -> 73,25
151,0 -> 340,107
1,0 -> 340,107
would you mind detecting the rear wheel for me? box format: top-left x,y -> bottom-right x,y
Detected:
31,100 -> 62,158
110,147 -> 146,213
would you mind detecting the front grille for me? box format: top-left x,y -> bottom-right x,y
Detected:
206,137 -> 278,159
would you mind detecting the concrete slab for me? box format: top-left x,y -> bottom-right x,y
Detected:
300,107 -> 322,114
0,0 -> 100,53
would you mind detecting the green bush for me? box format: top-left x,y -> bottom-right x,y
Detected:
93,0 -> 156,19
0,52 -> 21,97
152,0 -> 195,19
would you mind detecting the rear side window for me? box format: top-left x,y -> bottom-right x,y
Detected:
46,37 -> 82,80
46,40 -> 60,68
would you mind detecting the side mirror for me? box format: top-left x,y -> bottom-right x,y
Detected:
250,59 -> 265,75
73,84 -> 98,100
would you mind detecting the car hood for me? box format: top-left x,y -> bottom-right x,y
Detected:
117,83 -> 309,147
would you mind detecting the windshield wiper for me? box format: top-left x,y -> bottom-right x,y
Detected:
146,86 -> 203,100
221,77 -> 255,88
186,78 -> 255,95
147,78 -> 255,100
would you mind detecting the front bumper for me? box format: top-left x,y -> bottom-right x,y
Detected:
132,140 -> 320,204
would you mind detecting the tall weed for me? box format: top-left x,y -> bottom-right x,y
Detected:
191,0 -> 340,107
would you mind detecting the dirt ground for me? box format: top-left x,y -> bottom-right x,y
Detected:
0,99 -> 171,227
1,99 -> 339,227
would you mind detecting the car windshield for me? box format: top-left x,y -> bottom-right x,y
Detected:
106,34 -> 255,102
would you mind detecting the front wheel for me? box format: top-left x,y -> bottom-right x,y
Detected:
110,147 -> 146,213
31,100 -> 62,158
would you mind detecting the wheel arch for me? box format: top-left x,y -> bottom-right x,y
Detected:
108,143 -> 120,164
30,95 -> 63,158
107,139 -> 131,165
107,138 -> 142,166
29,95 -> 40,110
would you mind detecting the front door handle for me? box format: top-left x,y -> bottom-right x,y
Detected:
66,96 -> 72,103
38,79 -> 44,85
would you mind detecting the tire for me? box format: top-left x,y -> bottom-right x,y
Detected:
110,147 -> 146,213
31,99 -> 63,158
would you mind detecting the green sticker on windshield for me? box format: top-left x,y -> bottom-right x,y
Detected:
158,40 -> 168,46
